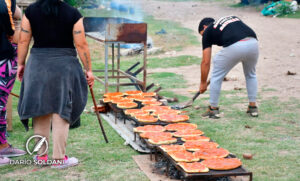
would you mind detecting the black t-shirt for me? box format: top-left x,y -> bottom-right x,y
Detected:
202,16 -> 257,50
25,2 -> 82,48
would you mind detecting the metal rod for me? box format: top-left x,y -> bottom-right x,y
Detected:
133,67 -> 144,76
104,43 -> 109,93
94,76 -> 105,84
93,70 -> 119,73
143,42 -> 147,92
117,43 -> 120,92
118,70 -> 143,83
112,43 -> 115,77
134,132 -> 136,142
110,83 -> 142,86
154,87 -> 162,93
89,87 -> 108,143
146,83 -> 155,91
97,76 -> 129,79
126,62 -> 140,72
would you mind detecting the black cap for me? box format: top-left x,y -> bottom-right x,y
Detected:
198,17 -> 215,33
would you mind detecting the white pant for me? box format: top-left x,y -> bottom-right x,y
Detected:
210,38 -> 259,107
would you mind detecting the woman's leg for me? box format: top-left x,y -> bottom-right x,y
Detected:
33,114 -> 52,156
52,113 -> 70,160
0,50 -> 17,148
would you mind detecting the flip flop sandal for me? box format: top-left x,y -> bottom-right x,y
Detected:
247,106 -> 258,117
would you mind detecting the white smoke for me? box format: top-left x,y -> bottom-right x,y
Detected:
99,0 -> 144,21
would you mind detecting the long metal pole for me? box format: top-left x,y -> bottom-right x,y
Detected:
143,42 -> 147,92
104,43 -> 109,93
117,43 -> 120,92
112,43 -> 115,78
89,87 -> 109,143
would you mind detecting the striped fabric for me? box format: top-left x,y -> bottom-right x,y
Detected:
0,44 -> 17,144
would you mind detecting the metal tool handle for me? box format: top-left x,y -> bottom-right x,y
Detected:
192,80 -> 211,102
89,87 -> 109,143
192,92 -> 201,101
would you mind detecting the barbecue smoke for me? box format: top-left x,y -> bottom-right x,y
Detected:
99,0 -> 144,21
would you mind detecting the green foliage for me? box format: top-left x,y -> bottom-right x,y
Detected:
64,0 -> 82,7
283,10 -> 300,18
64,0 -> 97,8
275,1 -> 293,16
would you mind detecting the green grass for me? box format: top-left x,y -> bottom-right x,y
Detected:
147,55 -> 200,69
148,72 -> 187,89
145,15 -> 199,51
99,55 -> 200,70
279,10 -> 300,18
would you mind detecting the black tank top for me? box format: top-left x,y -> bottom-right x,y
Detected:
25,1 -> 82,49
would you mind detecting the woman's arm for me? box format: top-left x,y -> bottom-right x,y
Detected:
13,5 -> 22,20
17,14 -> 32,81
11,5 -> 22,44
73,18 -> 94,88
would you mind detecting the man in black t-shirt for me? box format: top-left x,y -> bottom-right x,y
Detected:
198,16 -> 259,119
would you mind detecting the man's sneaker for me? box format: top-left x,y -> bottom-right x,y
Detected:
0,144 -> 26,157
0,156 -> 10,166
51,155 -> 78,169
247,106 -> 258,117
202,106 -> 220,119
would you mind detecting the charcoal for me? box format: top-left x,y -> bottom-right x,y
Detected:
154,159 -> 167,169
216,177 -> 231,181
169,164 -> 183,179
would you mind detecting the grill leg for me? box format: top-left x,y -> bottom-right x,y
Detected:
166,160 -> 169,176
112,43 -> 115,78
117,43 -> 120,92
143,42 -> 147,92
134,132 -> 136,142
104,43 -> 109,93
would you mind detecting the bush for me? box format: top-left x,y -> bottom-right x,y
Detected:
64,0 -> 84,7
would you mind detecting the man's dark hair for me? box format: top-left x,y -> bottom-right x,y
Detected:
37,0 -> 60,16
198,17 -> 215,33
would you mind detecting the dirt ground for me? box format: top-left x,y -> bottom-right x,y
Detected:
134,0 -> 300,101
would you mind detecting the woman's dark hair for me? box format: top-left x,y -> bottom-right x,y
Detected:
198,17 -> 215,33
37,0 -> 60,16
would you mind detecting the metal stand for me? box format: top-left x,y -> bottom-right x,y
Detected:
84,18 -> 148,93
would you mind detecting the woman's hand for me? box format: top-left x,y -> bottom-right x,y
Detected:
86,71 -> 95,88
17,65 -> 25,81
